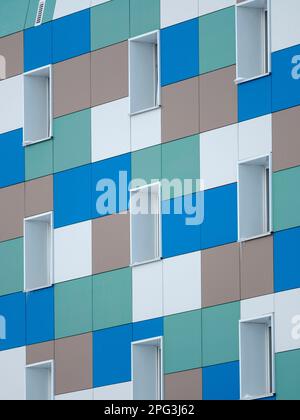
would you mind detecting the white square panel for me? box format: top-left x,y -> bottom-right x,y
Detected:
238,115 -> 272,162
131,108 -> 161,152
54,0 -> 91,19
198,0 -> 235,17
200,124 -> 238,190
92,98 -> 131,162
0,347 -> 26,400
0,75 -> 23,135
163,251 -> 201,316
54,221 -> 92,284
241,294 -> 275,320
271,0 -> 300,52
161,0 -> 199,28
132,261 -> 163,322
94,382 -> 133,400
275,288 -> 300,353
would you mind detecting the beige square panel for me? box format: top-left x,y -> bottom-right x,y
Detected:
91,41 -> 128,108
55,333 -> 93,396
0,183 -> 24,242
53,53 -> 91,118
162,77 -> 200,143
199,65 -> 237,134
92,213 -> 130,275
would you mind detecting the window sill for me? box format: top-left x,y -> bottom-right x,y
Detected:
23,135 -> 53,147
241,392 -> 275,401
24,282 -> 53,293
130,257 -> 162,268
239,231 -> 272,243
235,72 -> 271,85
130,105 -> 161,117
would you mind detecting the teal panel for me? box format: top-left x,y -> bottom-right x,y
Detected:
91,0 -> 130,50
25,139 -> 54,181
0,0 -> 30,37
164,310 -> 202,374
202,302 -> 240,367
0,238 -> 23,297
130,0 -> 160,38
273,166 -> 300,232
53,109 -> 91,173
276,350 -> 300,401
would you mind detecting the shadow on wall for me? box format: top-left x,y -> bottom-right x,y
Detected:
0,315 -> 6,340
0,55 -> 6,80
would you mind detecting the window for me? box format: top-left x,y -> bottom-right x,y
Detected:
236,0 -> 270,82
240,316 -> 274,400
24,212 -> 53,292
238,155 -> 271,241
130,183 -> 161,266
132,338 -> 163,400
129,31 -> 160,115
35,0 -> 46,26
26,361 -> 54,401
23,65 -> 52,145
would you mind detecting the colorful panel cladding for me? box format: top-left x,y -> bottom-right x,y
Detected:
0,0 -> 300,401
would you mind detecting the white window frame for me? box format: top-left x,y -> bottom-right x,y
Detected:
239,315 -> 275,401
238,154 -> 272,242
23,64 -> 53,146
130,182 -> 162,267
24,211 -> 54,292
131,337 -> 163,401
26,360 -> 54,401
235,0 -> 271,84
129,30 -> 161,116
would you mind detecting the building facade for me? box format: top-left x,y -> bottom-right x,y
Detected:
0,0 -> 300,400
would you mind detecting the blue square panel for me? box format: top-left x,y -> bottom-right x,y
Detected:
54,164 -> 92,228
272,45 -> 300,113
93,324 -> 133,388
238,75 -> 272,122
0,292 -> 26,351
203,361 -> 240,401
274,227 -> 300,293
162,192 -> 202,258
26,287 -> 54,346
201,183 -> 238,250
161,18 -> 200,86
24,22 -> 52,72
133,318 -> 163,342
0,129 -> 24,188
91,153 -> 131,219
52,9 -> 91,64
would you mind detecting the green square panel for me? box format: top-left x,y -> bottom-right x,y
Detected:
0,0 -> 30,37
130,0 -> 160,38
276,350 -> 300,400
25,139 -> 54,181
202,302 -> 240,367
273,167 -> 300,232
164,310 -> 202,374
199,7 -> 236,75
55,276 -> 93,339
0,238 -> 23,297
91,0 -> 130,50
25,0 -> 56,28
53,109 -> 91,173
131,145 -> 162,188
93,268 -> 132,331
162,135 -> 200,200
